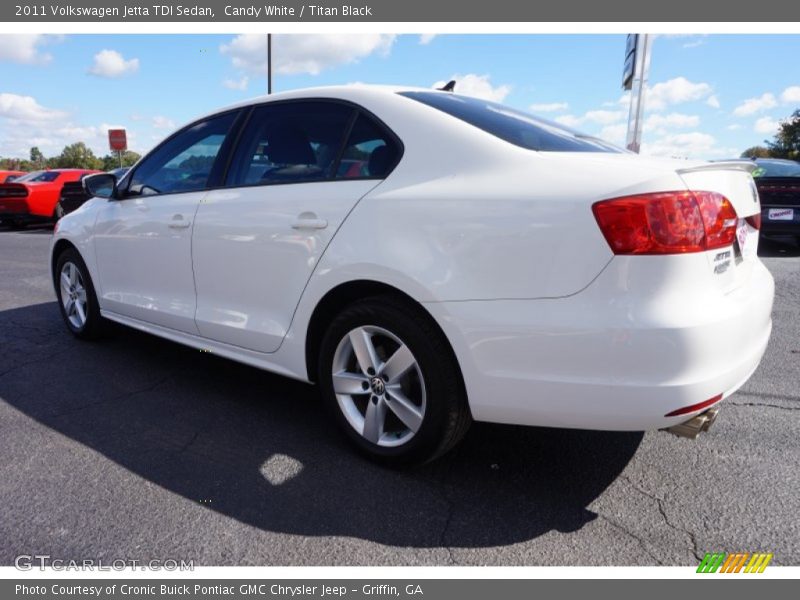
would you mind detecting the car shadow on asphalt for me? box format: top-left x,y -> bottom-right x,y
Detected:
758,236 -> 800,257
0,301 -> 643,549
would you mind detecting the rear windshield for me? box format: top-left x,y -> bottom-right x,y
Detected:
753,160 -> 800,178
399,91 -> 623,153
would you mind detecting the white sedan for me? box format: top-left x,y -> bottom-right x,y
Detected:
50,85 -> 774,464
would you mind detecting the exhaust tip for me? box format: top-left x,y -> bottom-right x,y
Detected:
663,407 -> 720,439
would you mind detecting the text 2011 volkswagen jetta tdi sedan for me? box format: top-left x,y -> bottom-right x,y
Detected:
50,85 -> 774,465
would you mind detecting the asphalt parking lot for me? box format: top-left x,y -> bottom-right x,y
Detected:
0,224 -> 798,566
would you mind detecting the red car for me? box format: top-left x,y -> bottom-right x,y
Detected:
0,169 -> 100,228
0,170 -> 25,183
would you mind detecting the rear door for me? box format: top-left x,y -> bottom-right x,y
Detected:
192,101 -> 401,353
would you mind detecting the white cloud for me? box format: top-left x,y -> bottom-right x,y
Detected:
555,109 -> 624,128
223,75 -> 249,90
646,77 -> 714,111
220,34 -> 396,76
613,77 -> 713,112
641,132 -> 720,159
682,39 -> 706,49
554,114 -> 582,128
432,74 -> 511,102
599,123 -> 628,145
151,115 -> 175,130
88,49 -> 140,78
781,86 -> 800,104
529,102 -> 568,113
0,34 -> 55,65
733,93 -> 777,117
0,118 -> 144,159
754,116 -> 780,135
0,93 -> 66,122
584,110 -> 625,125
645,112 -> 700,131
0,92 -> 149,158
419,34 -> 437,45
706,95 -> 720,109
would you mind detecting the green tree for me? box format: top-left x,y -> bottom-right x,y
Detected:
101,150 -> 141,171
53,142 -> 102,170
765,109 -> 800,160
740,145 -> 772,159
29,146 -> 47,168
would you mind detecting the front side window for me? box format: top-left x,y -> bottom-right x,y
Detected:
399,91 -> 624,153
336,113 -> 401,179
128,111 -> 237,196
227,101 -> 356,187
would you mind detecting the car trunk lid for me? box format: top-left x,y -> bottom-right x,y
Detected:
677,162 -> 761,294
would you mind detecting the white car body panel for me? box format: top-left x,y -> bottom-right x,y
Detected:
193,180 -> 380,353
50,85 -> 775,433
92,191 -> 205,334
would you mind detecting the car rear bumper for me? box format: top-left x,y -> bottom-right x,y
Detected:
426,256 -> 774,431
0,198 -> 30,218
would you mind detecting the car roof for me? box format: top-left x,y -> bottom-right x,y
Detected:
189,84 -> 443,123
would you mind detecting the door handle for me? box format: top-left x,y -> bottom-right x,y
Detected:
167,214 -> 191,229
291,212 -> 328,230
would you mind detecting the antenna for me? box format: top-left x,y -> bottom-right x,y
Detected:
438,80 -> 456,92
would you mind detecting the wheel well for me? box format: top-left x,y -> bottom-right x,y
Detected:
50,239 -> 77,279
304,280 -> 466,396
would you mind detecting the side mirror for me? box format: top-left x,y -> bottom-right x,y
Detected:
83,173 -> 118,199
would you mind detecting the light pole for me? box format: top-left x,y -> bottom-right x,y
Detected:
624,34 -> 653,154
267,33 -> 272,94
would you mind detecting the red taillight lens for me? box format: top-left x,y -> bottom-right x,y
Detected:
592,191 -> 739,255
695,191 -> 737,250
746,213 -> 761,230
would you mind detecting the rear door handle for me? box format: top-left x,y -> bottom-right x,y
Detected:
167,214 -> 191,229
291,211 -> 328,230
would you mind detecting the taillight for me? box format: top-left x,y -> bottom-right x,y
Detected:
745,213 -> 761,230
592,191 -> 738,255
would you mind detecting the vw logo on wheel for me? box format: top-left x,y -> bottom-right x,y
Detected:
370,377 -> 385,396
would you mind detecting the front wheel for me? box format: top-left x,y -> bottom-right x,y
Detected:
317,296 -> 471,466
54,248 -> 105,339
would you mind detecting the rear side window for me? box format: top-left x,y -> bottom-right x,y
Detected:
336,113 -> 401,179
227,101 -> 356,187
399,91 -> 623,153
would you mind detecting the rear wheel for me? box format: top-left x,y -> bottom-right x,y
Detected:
317,296 -> 471,466
54,248 -> 105,339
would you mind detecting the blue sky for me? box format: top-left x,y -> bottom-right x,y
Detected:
1,33 -> 799,159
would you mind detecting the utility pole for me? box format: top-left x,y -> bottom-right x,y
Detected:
267,33 -> 272,95
624,34 -> 653,154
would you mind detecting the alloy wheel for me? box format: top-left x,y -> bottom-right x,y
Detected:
331,325 -> 426,447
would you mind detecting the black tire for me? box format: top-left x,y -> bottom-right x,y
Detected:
54,247 -> 105,340
317,295 -> 471,466
8,219 -> 25,230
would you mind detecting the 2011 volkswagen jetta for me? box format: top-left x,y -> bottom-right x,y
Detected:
50,86 -> 774,464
